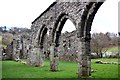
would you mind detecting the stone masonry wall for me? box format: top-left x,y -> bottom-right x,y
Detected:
58,30 -> 79,61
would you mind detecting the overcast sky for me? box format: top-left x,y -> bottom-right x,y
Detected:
0,0 -> 119,33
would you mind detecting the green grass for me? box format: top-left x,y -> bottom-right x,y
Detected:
0,60 -> 2,79
106,46 -> 118,52
1,58 -> 119,78
91,58 -> 119,78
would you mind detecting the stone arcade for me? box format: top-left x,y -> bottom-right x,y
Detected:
29,0 -> 105,78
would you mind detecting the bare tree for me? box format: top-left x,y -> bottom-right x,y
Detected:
2,33 -> 13,46
91,32 -> 110,58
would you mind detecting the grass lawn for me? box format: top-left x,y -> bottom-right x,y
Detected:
1,58 -> 119,78
106,46 -> 118,52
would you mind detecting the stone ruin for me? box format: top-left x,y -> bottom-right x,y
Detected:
58,30 -> 79,62
37,30 -> 80,62
95,60 -> 120,65
1,33 -> 31,61
28,0 -> 105,77
1,0 -> 106,78
0,31 -> 2,60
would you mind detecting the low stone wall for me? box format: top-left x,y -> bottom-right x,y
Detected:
59,53 -> 78,62
95,60 -> 120,65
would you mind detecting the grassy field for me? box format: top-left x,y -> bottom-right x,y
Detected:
106,46 -> 118,52
1,58 -> 119,78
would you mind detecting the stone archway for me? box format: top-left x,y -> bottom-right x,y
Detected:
50,13 -> 77,71
31,0 -> 105,77
37,26 -> 48,66
28,25 -> 48,67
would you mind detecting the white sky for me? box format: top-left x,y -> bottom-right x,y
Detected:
0,0 -> 119,33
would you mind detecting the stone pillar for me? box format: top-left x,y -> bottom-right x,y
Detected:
50,43 -> 59,71
28,47 -> 44,67
12,38 -> 21,61
34,48 -> 44,67
78,36 -> 91,78
12,39 -> 17,60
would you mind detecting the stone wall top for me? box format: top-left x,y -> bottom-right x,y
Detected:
32,2 -> 57,24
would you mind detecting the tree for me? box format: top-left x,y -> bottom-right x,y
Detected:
91,32 -> 111,58
2,33 -> 13,46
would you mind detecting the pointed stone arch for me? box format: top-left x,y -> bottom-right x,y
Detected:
31,0 -> 105,77
52,13 -> 77,46
50,13 -> 78,71
39,27 -> 48,49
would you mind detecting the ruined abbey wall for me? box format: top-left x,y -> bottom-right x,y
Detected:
58,31 -> 79,61
30,0 -> 104,77
1,0 -> 105,77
